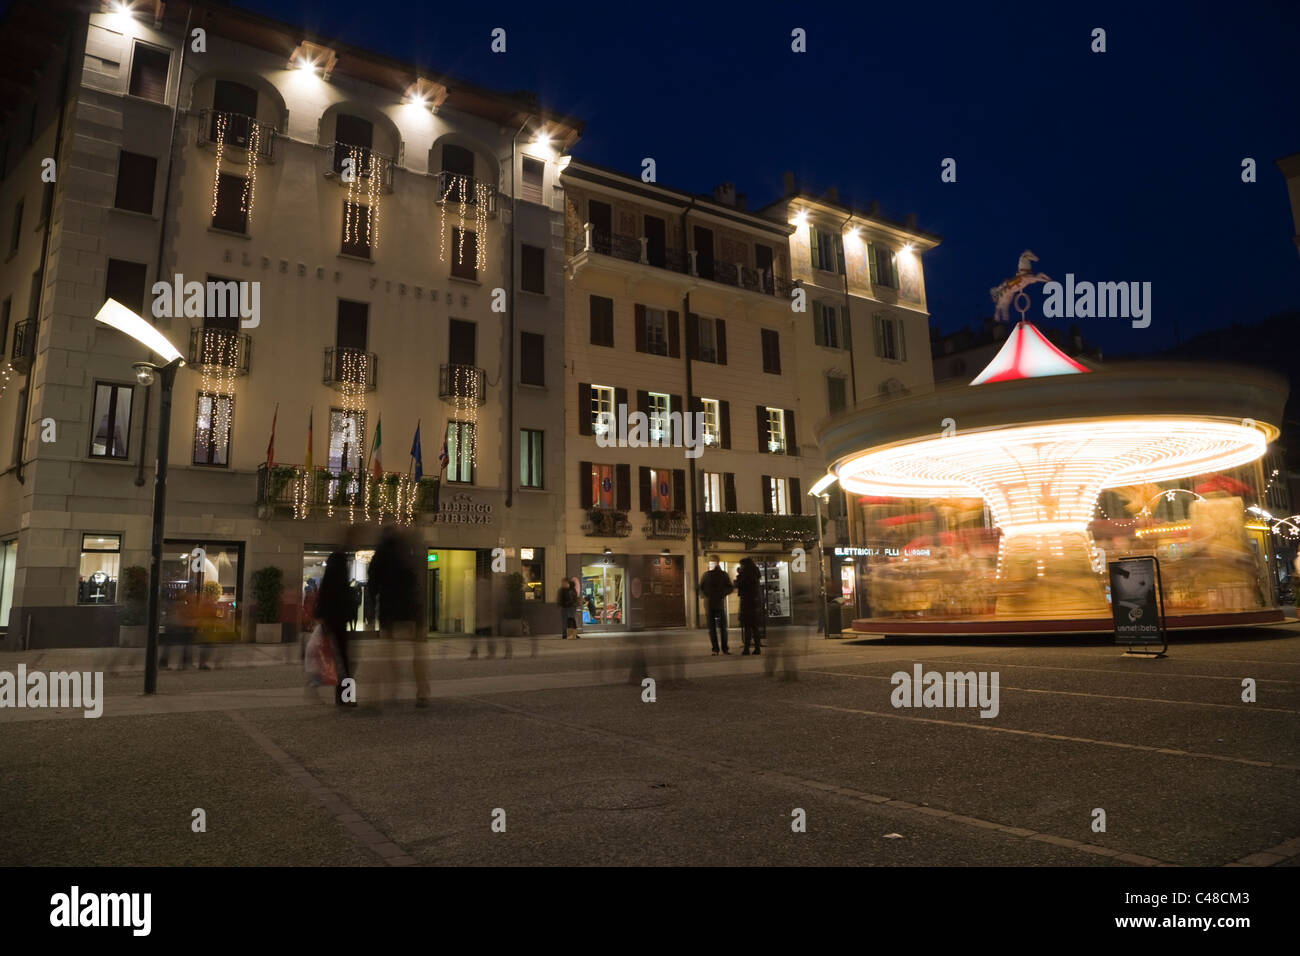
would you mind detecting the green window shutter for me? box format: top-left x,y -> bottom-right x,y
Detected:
897,319 -> 907,361
810,229 -> 821,271
873,314 -> 883,357
813,303 -> 825,347
868,243 -> 878,285
834,234 -> 845,275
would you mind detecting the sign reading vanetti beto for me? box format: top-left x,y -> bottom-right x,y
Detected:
436,493 -> 494,525
1108,557 -> 1161,644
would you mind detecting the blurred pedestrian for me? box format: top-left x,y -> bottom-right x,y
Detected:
369,527 -> 431,707
735,557 -> 762,655
559,578 -> 580,639
315,551 -> 357,707
699,555 -> 733,655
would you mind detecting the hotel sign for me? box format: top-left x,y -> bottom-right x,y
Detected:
436,492 -> 495,525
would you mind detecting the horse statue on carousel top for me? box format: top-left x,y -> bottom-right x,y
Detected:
990,250 -> 1052,323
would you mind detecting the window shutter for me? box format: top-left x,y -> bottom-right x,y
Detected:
723,473 -> 737,512
842,307 -> 853,350
897,319 -> 907,360
868,243 -> 878,285
786,410 -> 798,456
589,298 -> 600,345
762,476 -> 773,514
578,383 -> 592,435
813,303 -> 825,347
636,390 -> 650,416
834,234 -> 845,274
634,304 -> 647,353
579,461 -> 593,508
873,314 -> 884,357
667,310 -> 680,357
672,469 -> 686,512
616,463 -> 631,511
639,466 -> 651,512
615,387 -> 628,415
720,400 -> 731,449
790,477 -> 802,514
715,318 -> 727,365
671,393 -> 683,442
810,230 -> 821,271
756,405 -> 769,453
685,312 -> 699,360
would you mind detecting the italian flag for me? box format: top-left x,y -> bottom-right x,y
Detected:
369,416 -> 383,479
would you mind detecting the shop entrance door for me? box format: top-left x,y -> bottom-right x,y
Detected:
427,568 -> 440,631
580,563 -> 625,629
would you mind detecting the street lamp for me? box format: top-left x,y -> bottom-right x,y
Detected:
809,474 -> 837,639
95,298 -> 184,694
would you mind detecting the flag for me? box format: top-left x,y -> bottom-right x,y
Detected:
410,420 -> 423,481
266,403 -> 278,468
304,408 -> 313,472
369,415 -> 383,479
438,422 -> 450,473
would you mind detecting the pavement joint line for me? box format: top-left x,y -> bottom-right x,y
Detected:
802,670 -> 1300,715
913,658 -> 1300,686
1231,838 -> 1300,866
225,711 -> 416,867
460,694 -> 1175,867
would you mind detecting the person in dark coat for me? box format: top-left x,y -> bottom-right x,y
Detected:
699,555 -> 734,655
367,527 -> 430,706
559,578 -> 580,639
735,557 -> 763,655
314,551 -> 357,706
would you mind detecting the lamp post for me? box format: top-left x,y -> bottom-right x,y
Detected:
95,299 -> 184,695
809,475 -> 837,639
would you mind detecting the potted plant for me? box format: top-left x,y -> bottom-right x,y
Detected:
501,572 -> 525,636
117,565 -> 149,647
251,565 -> 285,643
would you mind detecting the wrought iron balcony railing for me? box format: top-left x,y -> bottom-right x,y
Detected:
642,512 -> 690,539
435,171 -> 498,214
325,142 -> 395,192
256,463 -> 440,519
197,109 -> 276,161
323,347 -> 378,392
582,508 -> 632,537
438,363 -> 486,405
11,318 -> 36,372
695,511 -> 818,545
188,327 -> 251,375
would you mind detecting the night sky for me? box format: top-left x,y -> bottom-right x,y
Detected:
156,1 -> 1300,353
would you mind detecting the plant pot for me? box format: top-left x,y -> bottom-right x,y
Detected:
500,619 -> 523,637
118,624 -> 147,648
255,622 -> 282,644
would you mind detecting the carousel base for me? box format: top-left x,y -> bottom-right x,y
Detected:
850,608 -> 1285,637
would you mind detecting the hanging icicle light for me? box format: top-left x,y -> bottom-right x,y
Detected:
438,172 -> 489,269
210,113 -> 227,218
450,364 -> 480,466
344,146 -> 382,251
198,330 -> 237,458
240,120 -> 261,225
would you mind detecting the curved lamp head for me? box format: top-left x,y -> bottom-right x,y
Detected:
95,298 -> 184,365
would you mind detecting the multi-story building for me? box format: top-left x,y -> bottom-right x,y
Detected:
0,0 -> 579,647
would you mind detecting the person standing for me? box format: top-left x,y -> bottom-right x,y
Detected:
559,578 -> 580,639
735,557 -> 763,655
699,555 -> 734,655
369,527 -> 431,707
315,551 -> 356,707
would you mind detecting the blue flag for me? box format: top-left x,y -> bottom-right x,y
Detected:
410,421 -> 423,481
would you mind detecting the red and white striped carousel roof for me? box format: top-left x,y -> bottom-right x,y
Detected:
970,321 -> 1091,385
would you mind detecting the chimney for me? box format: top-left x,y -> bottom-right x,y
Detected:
735,192 -> 747,210
905,212 -> 917,230
867,200 -> 880,217
712,182 -> 736,206
782,170 -> 796,195
827,186 -> 839,203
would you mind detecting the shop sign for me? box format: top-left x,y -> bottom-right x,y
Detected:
436,492 -> 495,525
834,546 -> 931,557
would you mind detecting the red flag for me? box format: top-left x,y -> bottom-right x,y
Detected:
266,403 -> 278,468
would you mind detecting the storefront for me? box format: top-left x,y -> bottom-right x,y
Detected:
569,552 -> 686,631
426,548 -> 490,635
163,539 -> 244,640
693,550 -> 816,629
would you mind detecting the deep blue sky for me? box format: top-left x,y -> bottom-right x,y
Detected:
203,1 -> 1300,352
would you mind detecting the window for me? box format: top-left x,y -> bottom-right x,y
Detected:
203,274 -> 240,331
0,298 -> 9,355
9,199 -> 22,254
520,429 -> 543,488
591,385 -> 614,436
702,472 -> 724,513
520,331 -> 544,386
644,308 -> 667,355
761,328 -> 781,374
870,244 -> 897,289
590,295 -> 614,347
874,313 -> 907,361
105,259 -> 148,317
341,200 -> 372,258
446,421 -> 475,483
701,398 -> 720,446
448,319 -> 476,366
520,546 -> 545,601
336,300 -> 368,350
40,182 -> 53,224
210,80 -> 258,147
328,409 -> 365,474
89,382 -> 133,459
211,173 -> 248,233
690,314 -> 727,363
591,463 -> 616,508
811,228 -> 844,274
646,467 -> 676,512
817,303 -> 841,349
693,225 -> 714,280
648,392 -> 669,442
128,43 -> 170,103
762,406 -> 787,454
333,114 -> 374,174
828,375 -> 848,414
521,156 -> 544,204
450,228 -> 477,280
27,268 -> 41,321
442,143 -> 476,179
193,393 -> 233,466
767,477 -> 789,516
521,244 -> 545,293
78,534 -> 121,605
0,538 -> 17,627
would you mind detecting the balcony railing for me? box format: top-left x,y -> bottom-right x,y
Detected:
256,463 -> 440,519
188,327 -> 251,376
323,347 -> 378,392
569,223 -> 792,297
325,142 -> 395,192
642,511 -> 689,539
11,318 -> 36,372
438,363 -> 486,405
197,109 -> 276,161
435,171 -> 498,214
582,508 -> 632,537
696,511 -> 818,546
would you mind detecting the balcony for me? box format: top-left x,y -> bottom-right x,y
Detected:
197,109 -> 276,161
188,328 -> 251,376
324,142 -> 395,193
323,347 -> 378,392
696,511 -> 818,546
582,508 -> 632,537
435,171 -> 498,215
438,363 -> 486,405
256,463 -> 440,520
642,511 -> 689,539
11,318 -> 36,372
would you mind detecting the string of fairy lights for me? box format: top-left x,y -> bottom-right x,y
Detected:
210,113 -> 262,223
450,364 -> 480,465
198,330 -> 238,458
439,173 -> 490,271
343,146 -> 382,250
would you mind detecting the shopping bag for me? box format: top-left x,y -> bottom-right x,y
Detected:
304,624 -> 338,686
